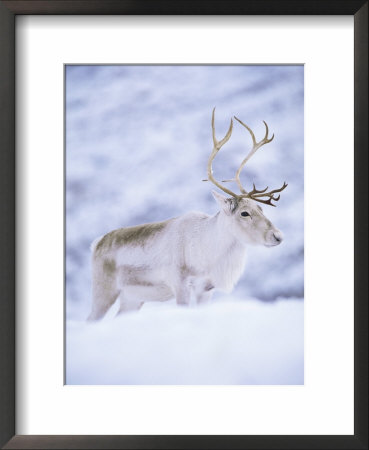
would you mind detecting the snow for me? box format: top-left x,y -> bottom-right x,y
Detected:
65,65 -> 304,384
66,297 -> 304,385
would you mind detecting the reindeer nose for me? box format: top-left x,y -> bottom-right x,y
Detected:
273,231 -> 283,243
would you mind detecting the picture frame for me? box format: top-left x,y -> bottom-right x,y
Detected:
0,1 -> 367,449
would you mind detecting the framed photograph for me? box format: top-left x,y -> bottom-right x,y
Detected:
65,63 -> 304,386
0,1 -> 367,449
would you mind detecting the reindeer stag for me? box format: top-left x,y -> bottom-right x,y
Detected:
88,109 -> 287,320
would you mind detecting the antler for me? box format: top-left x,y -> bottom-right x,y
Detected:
204,108 -> 239,198
204,109 -> 287,207
233,116 -> 287,206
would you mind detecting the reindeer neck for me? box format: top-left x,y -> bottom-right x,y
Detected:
210,211 -> 245,253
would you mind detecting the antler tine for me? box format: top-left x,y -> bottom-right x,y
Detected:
204,108 -> 238,198
212,107 -> 233,149
247,183 -> 269,196
262,120 -> 275,143
243,181 -> 288,206
250,197 -> 277,207
251,181 -> 288,198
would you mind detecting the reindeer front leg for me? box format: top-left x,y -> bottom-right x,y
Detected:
173,277 -> 192,306
194,278 -> 214,305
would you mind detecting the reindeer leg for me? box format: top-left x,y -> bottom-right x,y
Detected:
194,279 -> 214,305
116,293 -> 144,316
196,290 -> 213,305
174,282 -> 192,306
88,290 -> 120,321
88,259 -> 120,321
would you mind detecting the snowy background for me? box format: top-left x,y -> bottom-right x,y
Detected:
65,65 -> 304,385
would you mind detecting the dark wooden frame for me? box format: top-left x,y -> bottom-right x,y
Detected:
0,1 -> 367,449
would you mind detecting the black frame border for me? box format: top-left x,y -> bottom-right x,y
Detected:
0,1 -> 367,449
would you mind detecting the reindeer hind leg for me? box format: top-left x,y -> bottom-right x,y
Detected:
87,257 -> 120,321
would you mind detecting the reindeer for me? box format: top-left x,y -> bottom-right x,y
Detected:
87,109 -> 287,320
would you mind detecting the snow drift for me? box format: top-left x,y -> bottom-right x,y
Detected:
66,298 -> 304,385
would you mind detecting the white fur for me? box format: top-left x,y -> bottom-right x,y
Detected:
87,192 -> 283,320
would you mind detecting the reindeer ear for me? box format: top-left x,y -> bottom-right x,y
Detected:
212,190 -> 233,215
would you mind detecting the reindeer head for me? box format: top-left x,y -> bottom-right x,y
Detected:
204,108 -> 287,247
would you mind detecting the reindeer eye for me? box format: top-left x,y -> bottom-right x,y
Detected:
241,211 -> 250,217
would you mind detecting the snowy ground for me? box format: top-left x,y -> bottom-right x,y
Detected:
65,65 -> 304,385
67,297 -> 304,385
